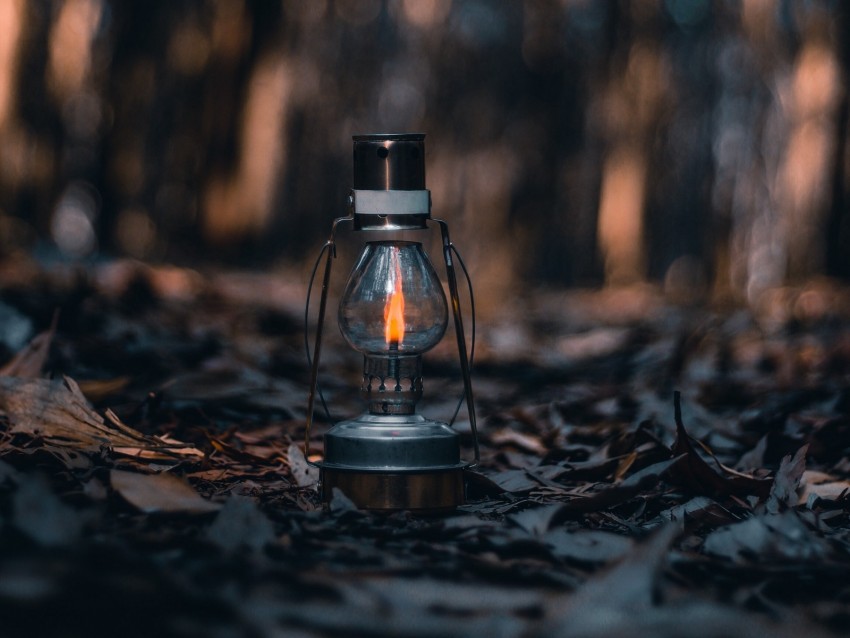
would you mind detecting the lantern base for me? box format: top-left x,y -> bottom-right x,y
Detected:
321,468 -> 464,511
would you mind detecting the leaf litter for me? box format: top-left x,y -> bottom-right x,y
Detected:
0,261 -> 849,636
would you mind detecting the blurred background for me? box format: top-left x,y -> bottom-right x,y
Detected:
0,0 -> 848,310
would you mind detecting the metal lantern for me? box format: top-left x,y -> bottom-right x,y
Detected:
304,133 -> 479,510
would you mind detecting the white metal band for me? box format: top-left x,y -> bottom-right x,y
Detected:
352,190 -> 430,216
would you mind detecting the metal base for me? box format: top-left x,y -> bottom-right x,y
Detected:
321,468 -> 464,511
322,413 -> 461,471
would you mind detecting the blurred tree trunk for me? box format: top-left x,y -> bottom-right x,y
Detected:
827,2 -> 850,281
1,0 -> 848,298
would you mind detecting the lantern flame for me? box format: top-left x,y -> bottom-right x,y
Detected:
384,252 -> 405,346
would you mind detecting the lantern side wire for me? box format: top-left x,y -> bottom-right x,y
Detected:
304,241 -> 333,423
448,243 -> 475,427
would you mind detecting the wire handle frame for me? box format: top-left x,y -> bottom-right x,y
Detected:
303,216 -> 351,467
303,216 -> 480,470
433,218 -> 480,468
303,242 -> 333,423
447,242 -> 475,428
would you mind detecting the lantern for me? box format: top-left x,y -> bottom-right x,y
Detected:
304,133 -> 479,510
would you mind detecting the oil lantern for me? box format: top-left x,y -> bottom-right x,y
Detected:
304,133 -> 479,510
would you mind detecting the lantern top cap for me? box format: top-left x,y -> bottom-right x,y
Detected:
353,133 -> 426,191
353,133 -> 425,142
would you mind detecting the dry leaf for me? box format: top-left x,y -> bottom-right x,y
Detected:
766,445 -> 807,513
0,376 -> 204,461
287,442 -> 319,488
489,428 -> 548,455
111,469 -> 221,514
671,391 -> 772,499
0,313 -> 57,378
76,377 -> 131,402
614,450 -> 638,482
1,376 -> 121,450
12,476 -> 83,546
799,470 -> 850,505
206,496 -> 275,552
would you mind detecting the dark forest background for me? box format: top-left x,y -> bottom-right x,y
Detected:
0,0 -> 849,308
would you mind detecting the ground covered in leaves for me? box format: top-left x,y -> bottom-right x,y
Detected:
1,257 -> 850,637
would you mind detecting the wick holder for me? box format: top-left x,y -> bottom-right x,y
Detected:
363,354 -> 423,415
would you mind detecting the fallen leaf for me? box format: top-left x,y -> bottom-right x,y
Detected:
562,455 -> 685,513
76,376 -> 131,402
489,428 -> 548,455
614,450 -> 638,481
0,312 -> 57,378
0,376 -> 204,461
287,442 -> 319,487
653,496 -> 734,528
670,391 -> 772,499
328,487 -> 357,512
206,496 -> 275,552
1,377 -> 123,450
113,431 -> 205,460
508,504 -> 566,535
538,525 -> 679,633
210,437 -> 270,465
545,529 -> 634,564
162,362 -> 305,416
703,510 -> 831,562
12,475 -> 83,546
766,445 -> 807,513
799,470 -> 850,505
480,469 -> 544,494
111,469 -> 221,514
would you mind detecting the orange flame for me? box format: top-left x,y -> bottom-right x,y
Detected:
384,252 -> 405,346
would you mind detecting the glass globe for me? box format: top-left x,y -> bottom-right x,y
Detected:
339,241 -> 448,355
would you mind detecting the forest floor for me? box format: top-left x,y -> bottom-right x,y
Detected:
1,255 -> 849,637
